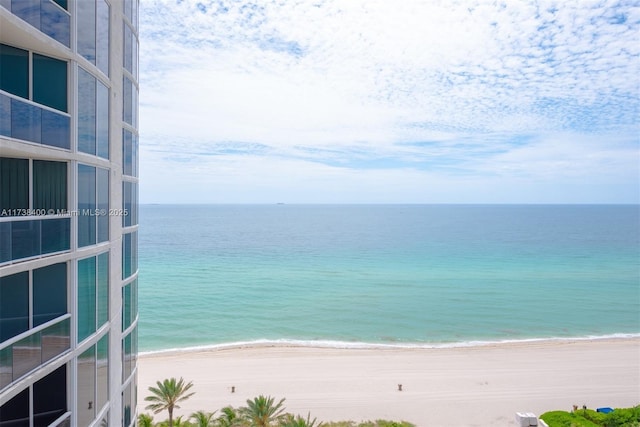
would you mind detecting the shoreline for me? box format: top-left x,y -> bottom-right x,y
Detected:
138,332 -> 640,357
137,337 -> 640,427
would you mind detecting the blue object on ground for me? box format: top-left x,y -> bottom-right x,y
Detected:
597,407 -> 614,414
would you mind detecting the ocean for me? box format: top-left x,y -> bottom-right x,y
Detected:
137,204 -> 640,353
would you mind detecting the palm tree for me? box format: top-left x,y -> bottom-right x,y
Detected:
280,413 -> 323,427
239,395 -> 286,427
216,406 -> 245,427
145,377 -> 195,427
190,410 -> 216,427
138,413 -> 155,427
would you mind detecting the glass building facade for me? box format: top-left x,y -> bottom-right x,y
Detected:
0,1 -> 139,426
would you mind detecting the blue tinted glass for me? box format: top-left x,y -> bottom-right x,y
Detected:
78,165 -> 96,247
124,24 -> 132,73
0,222 -> 10,263
77,256 -> 96,342
123,130 -> 132,176
133,134 -> 138,176
10,0 -> 40,31
123,182 -> 131,227
97,168 -> 109,243
41,217 -> 70,254
33,160 -> 67,211
77,0 -> 96,64
41,109 -> 70,149
77,68 -> 96,155
0,272 -> 28,341
33,54 -> 67,112
97,252 -> 108,326
11,98 -> 41,143
96,81 -> 109,158
0,93 -> 10,137
96,0 -> 110,75
41,0 -> 70,47
122,233 -> 131,279
11,219 -> 40,259
0,44 -> 28,98
122,283 -> 131,331
33,263 -> 67,326
123,77 -> 132,124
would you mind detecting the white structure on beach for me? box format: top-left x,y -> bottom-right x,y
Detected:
0,0 -> 139,425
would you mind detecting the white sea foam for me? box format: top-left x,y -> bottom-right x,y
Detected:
138,333 -> 640,356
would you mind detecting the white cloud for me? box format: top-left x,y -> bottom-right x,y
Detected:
139,0 -> 640,203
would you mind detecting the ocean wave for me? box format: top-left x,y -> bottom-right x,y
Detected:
138,332 -> 640,356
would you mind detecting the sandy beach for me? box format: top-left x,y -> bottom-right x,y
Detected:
137,338 -> 640,427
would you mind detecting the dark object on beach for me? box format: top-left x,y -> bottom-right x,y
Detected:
398,384 -> 402,391
597,407 -> 614,414
231,386 -> 235,393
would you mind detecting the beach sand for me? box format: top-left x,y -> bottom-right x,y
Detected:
137,338 -> 640,427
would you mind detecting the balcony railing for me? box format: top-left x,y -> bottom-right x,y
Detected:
0,0 -> 70,47
0,92 -> 70,150
0,315 -> 71,391
0,216 -> 70,264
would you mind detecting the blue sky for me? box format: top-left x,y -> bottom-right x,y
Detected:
139,0 -> 640,203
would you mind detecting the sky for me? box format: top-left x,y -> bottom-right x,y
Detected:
139,0 -> 640,204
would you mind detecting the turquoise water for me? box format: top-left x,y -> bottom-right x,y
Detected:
138,205 -> 640,352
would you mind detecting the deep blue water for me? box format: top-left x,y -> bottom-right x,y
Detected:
137,204 -> 640,352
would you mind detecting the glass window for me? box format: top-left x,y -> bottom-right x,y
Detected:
96,0 -> 110,75
11,98 -> 41,143
0,388 -> 29,426
124,24 -> 132,74
123,181 -> 138,227
40,0 -> 70,47
0,93 -> 10,137
96,334 -> 109,410
33,160 -> 67,211
96,80 -> 109,158
123,76 -> 132,125
33,263 -> 67,327
123,129 -> 132,176
0,222 -> 9,263
41,217 -> 70,253
77,68 -> 96,155
41,318 -> 70,363
77,0 -> 96,64
122,233 -> 131,279
97,252 -> 109,327
122,380 -> 132,427
0,157 -> 29,212
33,54 -> 67,112
13,332 -> 41,378
78,164 -> 96,247
33,365 -> 67,426
97,168 -> 109,242
41,108 -> 70,149
122,282 -> 131,331
77,256 -> 96,342
122,332 -> 132,381
78,68 -> 109,158
77,346 -> 96,427
0,345 -> 13,389
11,219 -> 40,260
78,165 -> 108,247
0,44 -> 28,98
0,272 -> 28,341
